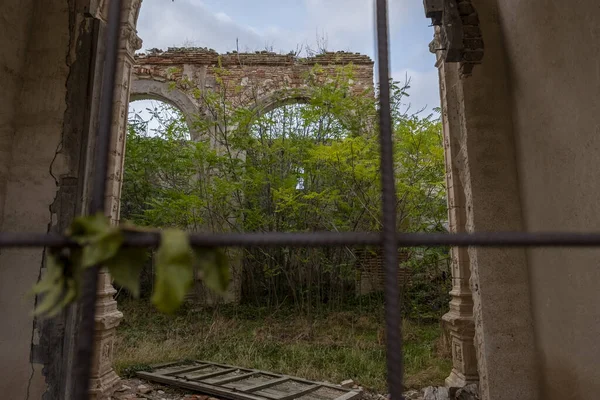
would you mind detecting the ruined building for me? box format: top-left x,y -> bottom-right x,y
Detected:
1,1 -> 600,400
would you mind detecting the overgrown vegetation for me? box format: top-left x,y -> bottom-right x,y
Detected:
118,63 -> 451,390
122,65 -> 449,314
115,300 -> 451,392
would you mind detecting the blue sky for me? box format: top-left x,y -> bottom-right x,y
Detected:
133,0 -> 439,117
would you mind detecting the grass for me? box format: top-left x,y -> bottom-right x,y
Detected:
114,300 -> 451,393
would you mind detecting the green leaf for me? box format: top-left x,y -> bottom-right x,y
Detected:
194,248 -> 230,293
107,247 -> 148,298
69,213 -> 124,268
80,230 -> 123,268
69,212 -> 112,237
151,229 -> 194,313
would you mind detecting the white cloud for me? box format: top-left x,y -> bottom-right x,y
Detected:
137,0 -> 269,51
214,12 -> 233,23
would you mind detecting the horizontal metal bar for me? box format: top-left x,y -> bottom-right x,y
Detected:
7,231 -> 600,248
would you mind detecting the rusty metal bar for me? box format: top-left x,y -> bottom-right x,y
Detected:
72,0 -> 124,398
375,0 -> 404,399
9,231 -> 600,248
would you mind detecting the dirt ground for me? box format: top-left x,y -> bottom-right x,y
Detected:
110,378 -> 211,400
110,378 -> 424,400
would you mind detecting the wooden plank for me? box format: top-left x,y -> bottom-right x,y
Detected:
271,384 -> 321,400
151,361 -> 188,369
189,367 -> 239,381
138,361 -> 362,400
240,377 -> 290,393
283,379 -> 347,392
137,371 -> 273,400
166,364 -> 210,376
211,372 -> 260,385
331,391 -> 362,400
194,361 -> 356,392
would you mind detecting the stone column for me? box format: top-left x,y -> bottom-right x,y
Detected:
89,1 -> 143,398
430,0 -> 540,394
88,272 -> 123,399
435,44 -> 478,387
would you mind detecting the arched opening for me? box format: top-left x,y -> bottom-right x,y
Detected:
121,99 -> 192,225
130,79 -> 200,139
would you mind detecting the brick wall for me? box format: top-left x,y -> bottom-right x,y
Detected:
132,47 -> 374,111
356,248 -> 412,295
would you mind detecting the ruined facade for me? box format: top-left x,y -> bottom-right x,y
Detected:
1,0 -> 600,399
130,48 -> 375,304
131,48 -> 374,117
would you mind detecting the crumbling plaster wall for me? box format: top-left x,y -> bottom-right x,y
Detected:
435,0 -> 539,398
0,0 -> 100,398
0,0 -> 35,237
496,1 -> 600,398
0,0 -> 69,396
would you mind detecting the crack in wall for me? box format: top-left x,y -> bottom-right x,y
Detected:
27,138 -> 64,399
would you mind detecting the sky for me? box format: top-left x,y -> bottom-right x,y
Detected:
131,0 -> 440,121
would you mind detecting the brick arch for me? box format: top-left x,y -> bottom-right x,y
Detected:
132,48 -> 374,114
246,87 -> 357,134
130,78 -> 201,140
249,87 -> 312,117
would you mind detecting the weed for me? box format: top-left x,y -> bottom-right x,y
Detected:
114,299 -> 451,392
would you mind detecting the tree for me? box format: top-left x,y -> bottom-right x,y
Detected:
122,64 -> 449,313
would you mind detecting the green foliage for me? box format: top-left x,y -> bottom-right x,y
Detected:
152,229 -> 194,313
31,213 -> 229,317
123,64 -> 449,315
70,213 -> 123,268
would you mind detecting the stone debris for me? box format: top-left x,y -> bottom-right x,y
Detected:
113,377 -> 479,400
341,379 -> 355,388
111,378 -> 202,400
421,385 -> 479,400
453,384 -> 479,400
183,395 -> 209,400
137,384 -> 152,394
424,386 -> 449,400
404,390 -> 422,400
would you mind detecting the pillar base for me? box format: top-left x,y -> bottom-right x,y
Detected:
442,310 -> 478,389
89,369 -> 121,400
90,271 -> 123,399
445,369 -> 479,388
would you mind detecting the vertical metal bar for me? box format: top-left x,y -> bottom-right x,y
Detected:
72,0 -> 123,398
374,1 -> 404,399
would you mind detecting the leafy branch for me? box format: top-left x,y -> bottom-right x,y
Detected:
31,213 -> 230,317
